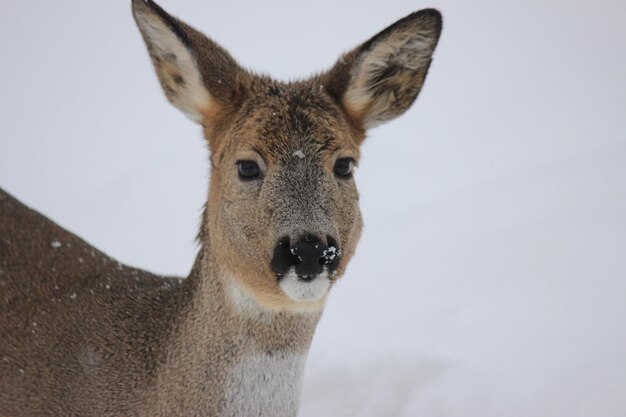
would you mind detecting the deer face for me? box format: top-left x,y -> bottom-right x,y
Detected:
206,84 -> 363,309
132,0 -> 441,311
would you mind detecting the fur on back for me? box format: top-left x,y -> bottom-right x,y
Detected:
0,189 -> 187,415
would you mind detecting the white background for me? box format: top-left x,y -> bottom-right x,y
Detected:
1,0 -> 625,415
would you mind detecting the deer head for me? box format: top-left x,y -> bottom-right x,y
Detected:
132,0 -> 441,312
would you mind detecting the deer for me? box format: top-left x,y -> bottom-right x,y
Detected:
0,0 -> 441,415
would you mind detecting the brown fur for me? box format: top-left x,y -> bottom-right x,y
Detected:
0,1 -> 441,415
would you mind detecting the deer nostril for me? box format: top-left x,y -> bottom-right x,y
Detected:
271,236 -> 301,276
321,235 -> 340,267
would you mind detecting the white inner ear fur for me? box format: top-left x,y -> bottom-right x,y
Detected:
344,31 -> 436,128
135,11 -> 212,123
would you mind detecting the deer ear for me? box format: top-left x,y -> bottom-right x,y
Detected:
324,10 -> 442,129
132,0 -> 247,124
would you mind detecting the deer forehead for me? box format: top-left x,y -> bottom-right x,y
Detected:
211,84 -> 361,164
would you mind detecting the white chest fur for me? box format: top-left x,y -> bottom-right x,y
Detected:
220,351 -> 306,417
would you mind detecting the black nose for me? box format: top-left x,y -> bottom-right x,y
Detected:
271,234 -> 340,280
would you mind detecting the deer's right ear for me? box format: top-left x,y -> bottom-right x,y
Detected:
132,0 -> 247,124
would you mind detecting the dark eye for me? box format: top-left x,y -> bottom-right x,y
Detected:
237,160 -> 261,180
334,158 -> 353,178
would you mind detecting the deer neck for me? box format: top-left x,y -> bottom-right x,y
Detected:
154,244 -> 322,416
189,244 -> 323,342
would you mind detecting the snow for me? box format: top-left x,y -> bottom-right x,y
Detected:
50,240 -> 62,249
1,1 -> 625,416
321,246 -> 338,263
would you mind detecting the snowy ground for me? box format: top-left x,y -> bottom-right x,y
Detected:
1,1 -> 625,416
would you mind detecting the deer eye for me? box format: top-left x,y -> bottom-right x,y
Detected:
334,158 -> 353,178
237,160 -> 261,180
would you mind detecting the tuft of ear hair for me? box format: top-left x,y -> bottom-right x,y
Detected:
131,0 -> 248,124
324,10 -> 442,129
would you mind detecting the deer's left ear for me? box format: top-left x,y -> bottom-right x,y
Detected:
324,10 -> 442,129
